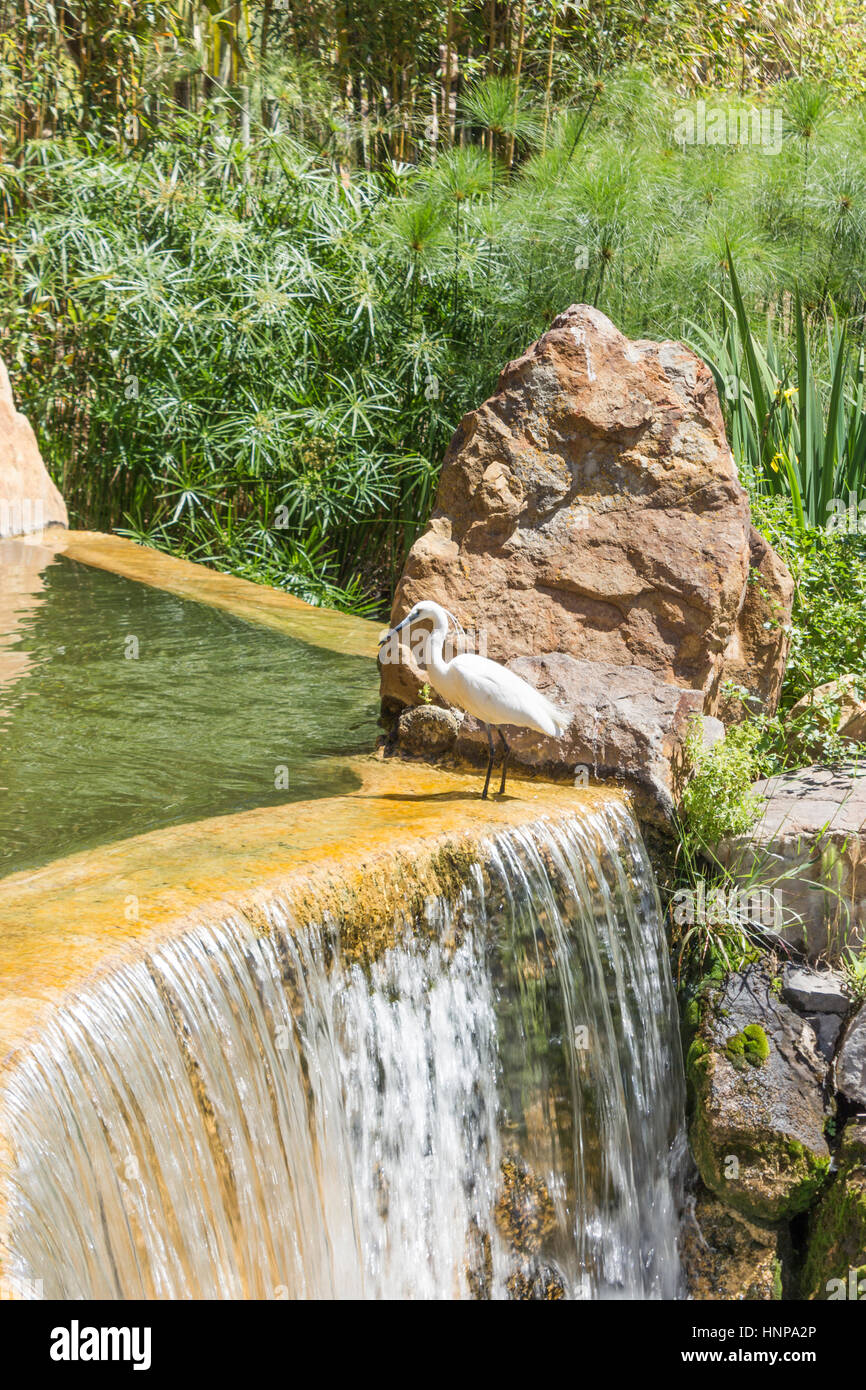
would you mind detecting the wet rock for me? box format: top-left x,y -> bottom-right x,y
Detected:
0,358 -> 67,537
717,765 -> 866,959
688,963 -> 830,1222
381,304 -> 792,719
801,1119 -> 866,1300
394,703 -> 463,758
452,652 -> 713,823
495,1154 -> 556,1257
782,964 -> 850,1015
495,1154 -> 565,1301
837,1004 -> 866,1109
681,1183 -> 784,1300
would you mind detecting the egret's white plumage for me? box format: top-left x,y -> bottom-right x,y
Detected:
380,599 -> 569,797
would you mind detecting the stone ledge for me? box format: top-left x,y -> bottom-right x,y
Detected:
718,764 -> 866,959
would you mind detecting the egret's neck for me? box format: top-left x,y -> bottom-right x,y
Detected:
425,614 -> 451,682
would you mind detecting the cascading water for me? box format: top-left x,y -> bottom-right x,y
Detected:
3,801 -> 687,1300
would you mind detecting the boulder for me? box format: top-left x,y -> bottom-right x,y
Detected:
395,703 -> 464,758
450,652 -> 715,823
801,1119 -> 866,1300
781,965 -> 850,1015
717,765 -> 866,960
837,1004 -> 866,1110
716,527 -> 795,721
0,359 -> 67,537
688,964 -> 830,1222
381,306 -> 792,722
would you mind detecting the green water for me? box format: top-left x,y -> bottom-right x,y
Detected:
0,555 -> 379,877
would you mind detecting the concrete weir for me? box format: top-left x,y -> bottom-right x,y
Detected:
0,754 -> 606,1288
0,530 -> 685,1299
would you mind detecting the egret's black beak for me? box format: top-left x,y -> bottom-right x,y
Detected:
378,614 -> 411,647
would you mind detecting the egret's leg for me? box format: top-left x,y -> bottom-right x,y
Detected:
497,730 -> 510,796
481,724 -> 495,799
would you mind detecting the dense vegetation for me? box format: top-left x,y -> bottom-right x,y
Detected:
2,3 -> 866,678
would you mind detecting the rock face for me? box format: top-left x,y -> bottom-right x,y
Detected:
781,965 -> 850,1016
381,306 -> 792,722
453,653 -> 713,822
780,964 -> 851,1064
717,527 -> 795,722
718,765 -> 866,959
837,1004 -> 866,1109
0,359 -> 67,538
688,964 -> 830,1222
682,1183 -> 784,1300
801,1119 -> 866,1299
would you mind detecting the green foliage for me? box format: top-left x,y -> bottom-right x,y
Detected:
682,720 -> 764,847
2,75 -> 865,612
841,945 -> 866,1002
760,501 -> 866,703
690,257 -> 866,530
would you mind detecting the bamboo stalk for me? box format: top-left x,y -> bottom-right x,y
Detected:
542,0 -> 558,154
507,0 -> 526,167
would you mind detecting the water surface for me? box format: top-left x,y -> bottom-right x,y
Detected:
0,553 -> 378,876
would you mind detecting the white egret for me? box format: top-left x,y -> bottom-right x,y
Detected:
380,600 -> 569,798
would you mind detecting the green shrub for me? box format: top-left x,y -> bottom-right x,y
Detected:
682,720 -> 764,847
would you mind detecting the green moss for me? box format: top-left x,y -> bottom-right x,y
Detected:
725,1023 -> 770,1069
686,1037 -> 709,1077
683,998 -> 701,1031
801,1123 -> 866,1298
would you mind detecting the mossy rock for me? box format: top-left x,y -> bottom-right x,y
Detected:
688,963 -> 830,1223
801,1120 -> 866,1300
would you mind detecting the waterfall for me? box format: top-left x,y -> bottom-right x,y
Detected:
3,802 -> 686,1300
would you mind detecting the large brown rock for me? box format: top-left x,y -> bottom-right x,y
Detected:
451,652 -> 717,823
717,526 -> 795,721
381,306 -> 791,719
0,358 -> 67,538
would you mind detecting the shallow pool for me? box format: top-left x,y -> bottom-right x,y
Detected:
0,551 -> 379,876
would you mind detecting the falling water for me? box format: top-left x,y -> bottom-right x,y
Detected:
4,802 -> 686,1300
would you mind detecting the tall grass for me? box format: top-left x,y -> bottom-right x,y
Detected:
690,253 -> 866,529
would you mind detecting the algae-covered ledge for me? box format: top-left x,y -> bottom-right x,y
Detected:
0,758 -> 611,1064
